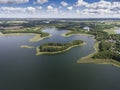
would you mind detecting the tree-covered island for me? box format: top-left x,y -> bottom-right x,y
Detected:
36,40 -> 85,55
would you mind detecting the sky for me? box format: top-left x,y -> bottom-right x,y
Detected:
0,0 -> 120,18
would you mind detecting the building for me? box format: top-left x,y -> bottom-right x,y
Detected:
83,26 -> 90,31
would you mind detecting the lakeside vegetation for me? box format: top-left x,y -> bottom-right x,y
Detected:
1,19 -> 120,67
36,40 -> 84,55
57,20 -> 120,67
0,27 -> 49,37
0,26 -> 50,42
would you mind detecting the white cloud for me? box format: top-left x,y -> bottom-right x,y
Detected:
61,1 -> 68,7
67,6 -> 73,10
47,6 -> 58,13
0,0 -> 120,18
75,0 -> 88,7
37,0 -> 48,4
47,6 -> 53,10
0,6 -> 38,14
0,7 -> 26,13
76,10 -> 80,14
0,0 -> 29,4
78,0 -> 120,16
86,0 -> 111,9
36,6 -> 43,10
27,7 -> 36,13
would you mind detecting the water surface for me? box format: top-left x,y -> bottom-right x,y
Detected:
0,28 -> 120,90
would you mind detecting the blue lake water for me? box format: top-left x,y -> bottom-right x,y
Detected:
0,28 -> 120,90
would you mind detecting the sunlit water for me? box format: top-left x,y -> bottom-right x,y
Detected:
0,28 -> 120,90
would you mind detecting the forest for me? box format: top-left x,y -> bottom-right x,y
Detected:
39,40 -> 84,53
0,27 -> 49,37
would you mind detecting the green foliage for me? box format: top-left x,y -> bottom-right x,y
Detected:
93,51 -> 120,61
89,31 -> 110,41
93,40 -> 120,61
99,41 -> 112,51
93,51 -> 112,59
1,27 -> 49,37
39,40 -> 83,52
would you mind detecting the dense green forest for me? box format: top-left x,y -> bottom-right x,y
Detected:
0,27 -> 49,37
92,39 -> 120,61
39,40 -> 83,53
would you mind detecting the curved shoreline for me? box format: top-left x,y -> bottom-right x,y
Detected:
29,34 -> 52,42
62,31 -> 120,68
0,32 -> 36,36
1,29 -> 120,67
0,32 -> 52,42
61,31 -> 93,37
77,41 -> 120,68
36,42 -> 86,55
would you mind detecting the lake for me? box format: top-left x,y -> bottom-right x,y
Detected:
0,28 -> 120,90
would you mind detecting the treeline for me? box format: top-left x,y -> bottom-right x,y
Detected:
39,40 -> 83,52
56,21 -> 114,32
110,34 -> 120,52
92,41 -> 120,61
88,31 -> 110,41
1,28 -> 49,37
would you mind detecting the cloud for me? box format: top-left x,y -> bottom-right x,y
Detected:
60,1 -> 68,6
0,7 -> 26,13
37,0 -> 48,4
0,0 -> 120,18
0,0 -> 29,4
47,6 -> 58,13
86,0 -> 111,9
0,6 -> 42,14
75,0 -> 88,7
67,6 -> 73,10
27,7 -> 36,13
77,0 -> 120,16
36,6 -> 43,10
47,6 -> 53,10
76,10 -> 80,14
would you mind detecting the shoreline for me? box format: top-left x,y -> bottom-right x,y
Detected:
36,42 -> 86,55
1,30 -> 120,67
29,34 -> 52,42
77,41 -> 120,68
61,31 -> 93,37
0,32 -> 36,36
61,31 -> 120,68
0,32 -> 52,42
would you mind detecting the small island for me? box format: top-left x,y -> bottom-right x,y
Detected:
20,45 -> 35,49
36,40 -> 85,55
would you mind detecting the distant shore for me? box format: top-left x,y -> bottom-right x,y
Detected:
0,32 -> 52,42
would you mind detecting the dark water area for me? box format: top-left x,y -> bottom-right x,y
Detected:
0,28 -> 120,90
